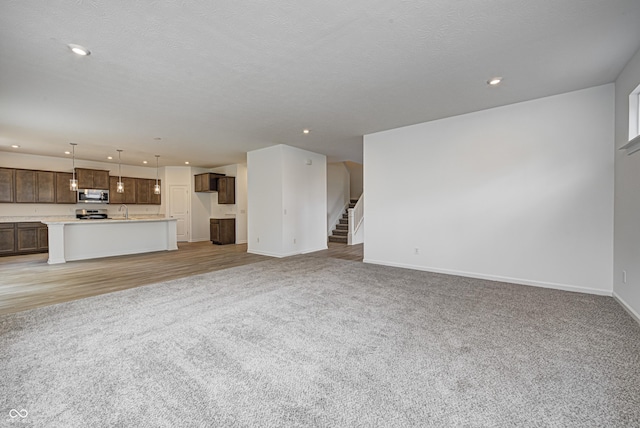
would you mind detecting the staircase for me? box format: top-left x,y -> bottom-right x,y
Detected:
329,199 -> 357,244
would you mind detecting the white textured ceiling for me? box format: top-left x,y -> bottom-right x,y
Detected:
1,0 -> 640,167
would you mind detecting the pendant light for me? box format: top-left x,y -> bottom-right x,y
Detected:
154,155 -> 161,194
69,143 -> 78,191
116,149 -> 124,193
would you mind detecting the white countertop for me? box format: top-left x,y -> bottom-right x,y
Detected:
1,215 -> 170,223
41,217 -> 176,225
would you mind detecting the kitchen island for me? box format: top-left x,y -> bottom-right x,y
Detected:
42,217 -> 178,264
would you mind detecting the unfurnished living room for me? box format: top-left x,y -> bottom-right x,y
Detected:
1,1 -> 640,427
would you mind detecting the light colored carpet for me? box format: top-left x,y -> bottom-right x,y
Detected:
1,256 -> 639,427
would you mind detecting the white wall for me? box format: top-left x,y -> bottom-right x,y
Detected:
282,145 -> 327,255
345,161 -> 363,199
0,152 -> 165,218
248,144 -> 327,257
190,166 -> 213,242
247,146 -> 284,256
235,163 -> 248,244
614,46 -> 640,321
364,84 -> 614,295
327,162 -> 350,235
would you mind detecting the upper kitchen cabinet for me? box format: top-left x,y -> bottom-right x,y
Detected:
15,170 -> 35,203
135,178 -> 161,205
36,171 -> 56,203
150,179 -> 161,205
217,176 -> 235,204
194,173 -> 225,192
15,170 -> 55,203
0,168 -> 15,203
55,172 -> 77,204
109,176 -> 137,205
76,168 -> 110,189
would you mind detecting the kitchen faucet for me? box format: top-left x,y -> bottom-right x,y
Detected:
118,204 -> 128,219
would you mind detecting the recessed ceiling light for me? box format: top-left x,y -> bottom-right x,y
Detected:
185,161 -> 190,165
154,137 -> 162,141
64,150 -> 71,155
303,129 -> 310,134
68,44 -> 91,56
143,160 -> 148,164
487,77 -> 502,86
107,156 -> 113,160
11,144 -> 20,148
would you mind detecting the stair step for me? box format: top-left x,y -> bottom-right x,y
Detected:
336,224 -> 348,230
332,229 -> 348,236
342,213 -> 348,219
329,236 -> 348,243
349,203 -> 356,209
339,218 -> 348,225
350,199 -> 358,203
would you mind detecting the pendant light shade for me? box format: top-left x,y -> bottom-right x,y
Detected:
154,155 -> 161,195
116,150 -> 124,193
69,143 -> 78,191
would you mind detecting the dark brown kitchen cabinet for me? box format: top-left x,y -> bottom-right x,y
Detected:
216,176 -> 235,204
194,173 -> 225,192
55,172 -> 77,204
135,179 -> 151,204
210,218 -> 235,245
38,225 -> 48,250
135,178 -> 161,205
0,168 -> 15,203
16,170 -> 56,203
16,222 -> 39,252
36,171 -> 56,203
76,168 -> 110,189
150,180 -> 161,205
15,169 -> 36,203
109,176 -> 137,204
0,222 -> 48,256
0,223 -> 16,254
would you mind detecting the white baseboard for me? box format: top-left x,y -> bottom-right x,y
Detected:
248,246 -> 327,258
236,239 -> 248,244
301,245 -> 328,254
247,249 -> 293,258
613,292 -> 640,326
363,258 -> 613,296
188,238 -> 210,243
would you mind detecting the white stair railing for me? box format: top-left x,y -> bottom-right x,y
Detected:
347,194 -> 364,245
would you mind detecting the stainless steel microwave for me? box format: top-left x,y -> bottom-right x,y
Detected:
77,189 -> 109,204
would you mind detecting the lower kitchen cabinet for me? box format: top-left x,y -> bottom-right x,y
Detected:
0,222 -> 48,256
0,223 -> 16,254
210,218 -> 235,245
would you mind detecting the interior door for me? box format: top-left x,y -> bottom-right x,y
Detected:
169,185 -> 189,242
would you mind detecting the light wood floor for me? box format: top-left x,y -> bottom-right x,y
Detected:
0,242 -> 363,316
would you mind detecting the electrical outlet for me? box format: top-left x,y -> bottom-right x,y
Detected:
256,237 -> 260,243
293,238 -> 296,244
414,248 -> 419,255
623,270 -> 627,284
